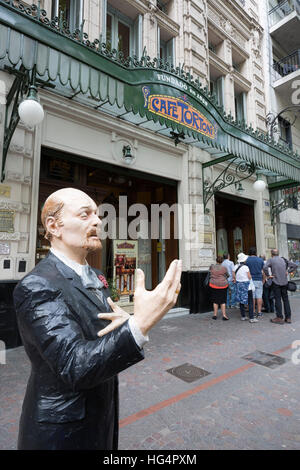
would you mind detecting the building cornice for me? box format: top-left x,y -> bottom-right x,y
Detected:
207,16 -> 249,55
207,0 -> 264,53
208,0 -> 262,32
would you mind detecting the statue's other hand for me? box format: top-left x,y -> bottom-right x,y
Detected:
97,297 -> 130,337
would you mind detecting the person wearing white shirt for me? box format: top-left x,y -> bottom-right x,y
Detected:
233,253 -> 257,323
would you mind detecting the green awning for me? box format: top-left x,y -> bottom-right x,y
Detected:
1,1 -> 300,183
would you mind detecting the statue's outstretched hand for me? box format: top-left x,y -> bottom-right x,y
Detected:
97,260 -> 182,338
133,259 -> 182,336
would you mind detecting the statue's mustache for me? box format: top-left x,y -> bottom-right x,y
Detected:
86,229 -> 98,238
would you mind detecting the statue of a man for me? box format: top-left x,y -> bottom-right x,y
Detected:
14,188 -> 182,450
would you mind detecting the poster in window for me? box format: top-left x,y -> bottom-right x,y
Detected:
113,240 -> 138,301
233,226 -> 243,261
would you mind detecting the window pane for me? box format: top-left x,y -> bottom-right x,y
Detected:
59,0 -> 71,22
107,14 -> 112,51
118,21 -> 130,58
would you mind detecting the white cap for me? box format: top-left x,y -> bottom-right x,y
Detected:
237,253 -> 248,263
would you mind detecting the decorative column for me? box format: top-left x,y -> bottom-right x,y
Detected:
249,26 -> 266,131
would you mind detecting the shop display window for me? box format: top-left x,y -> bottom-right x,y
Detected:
288,239 -> 300,280
37,150 -> 178,294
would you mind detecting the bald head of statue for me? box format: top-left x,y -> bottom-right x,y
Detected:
41,188 -> 102,263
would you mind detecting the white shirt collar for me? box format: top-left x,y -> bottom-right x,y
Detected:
50,248 -> 88,278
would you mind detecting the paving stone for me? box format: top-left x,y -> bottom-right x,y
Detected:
1,295 -> 300,449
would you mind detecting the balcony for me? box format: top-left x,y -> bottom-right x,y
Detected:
273,49 -> 300,98
269,0 -> 300,52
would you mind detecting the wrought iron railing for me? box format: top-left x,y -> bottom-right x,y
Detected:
269,0 -> 296,27
273,49 -> 300,80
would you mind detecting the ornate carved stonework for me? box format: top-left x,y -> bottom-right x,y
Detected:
0,232 -> 29,241
0,200 -> 30,214
5,171 -> 32,185
10,144 -> 24,154
8,145 -> 33,158
148,0 -> 157,24
208,7 -> 247,49
251,27 -> 262,59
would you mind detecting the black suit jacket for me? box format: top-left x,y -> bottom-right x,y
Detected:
13,252 -> 144,450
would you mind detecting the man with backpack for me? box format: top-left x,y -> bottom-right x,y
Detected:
264,249 -> 297,324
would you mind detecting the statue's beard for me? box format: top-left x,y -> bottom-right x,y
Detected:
82,229 -> 102,252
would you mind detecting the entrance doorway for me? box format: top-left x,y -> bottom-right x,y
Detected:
215,193 -> 256,263
36,147 -> 179,291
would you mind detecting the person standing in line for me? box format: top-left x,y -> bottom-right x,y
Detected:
233,253 -> 258,323
261,254 -> 274,314
222,253 -> 236,308
264,249 -> 297,324
246,247 -> 264,318
209,256 -> 229,320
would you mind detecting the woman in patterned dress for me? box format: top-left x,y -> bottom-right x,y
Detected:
233,253 -> 257,323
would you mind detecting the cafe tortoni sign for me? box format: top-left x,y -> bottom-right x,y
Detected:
142,86 -> 217,140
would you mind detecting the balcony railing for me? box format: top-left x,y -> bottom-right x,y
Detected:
269,0 -> 296,27
273,49 -> 300,80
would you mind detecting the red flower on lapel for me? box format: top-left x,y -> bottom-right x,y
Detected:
98,274 -> 109,289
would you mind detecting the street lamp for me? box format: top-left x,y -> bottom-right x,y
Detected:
253,176 -> 267,192
18,85 -> 44,127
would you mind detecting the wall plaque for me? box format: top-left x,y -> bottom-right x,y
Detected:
0,210 -> 15,233
0,242 -> 10,255
199,232 -> 213,244
0,185 -> 11,198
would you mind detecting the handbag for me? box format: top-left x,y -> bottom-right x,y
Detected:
287,281 -> 297,292
249,279 -> 255,292
265,278 -> 273,288
204,271 -> 210,288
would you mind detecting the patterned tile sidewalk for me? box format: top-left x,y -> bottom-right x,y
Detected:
1,296 -> 300,450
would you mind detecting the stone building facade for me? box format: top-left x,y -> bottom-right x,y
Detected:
0,0 -> 299,335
